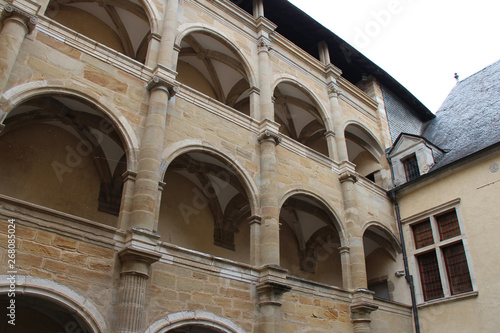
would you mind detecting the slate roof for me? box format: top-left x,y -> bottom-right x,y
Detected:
422,60 -> 500,170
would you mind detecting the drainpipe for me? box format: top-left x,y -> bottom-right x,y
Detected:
387,156 -> 421,333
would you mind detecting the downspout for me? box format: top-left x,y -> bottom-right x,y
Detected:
387,155 -> 421,333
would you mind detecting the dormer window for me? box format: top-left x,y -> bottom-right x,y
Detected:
402,153 -> 420,181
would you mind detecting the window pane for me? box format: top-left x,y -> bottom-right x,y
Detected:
437,210 -> 461,241
443,242 -> 473,295
403,154 -> 420,181
413,219 -> 434,249
417,251 -> 444,301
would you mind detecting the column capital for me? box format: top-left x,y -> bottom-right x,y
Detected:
118,246 -> 161,278
257,35 -> 272,53
146,75 -> 179,97
249,215 -> 262,226
339,171 -> 358,184
1,4 -> 38,33
327,82 -> 342,98
258,130 -> 281,146
351,289 -> 378,331
325,130 -> 336,139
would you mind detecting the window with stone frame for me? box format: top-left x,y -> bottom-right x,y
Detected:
402,153 -> 420,182
411,208 -> 474,302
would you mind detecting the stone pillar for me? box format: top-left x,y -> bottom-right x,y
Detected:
253,0 -> 264,18
128,75 -> 177,231
0,4 -> 37,92
339,245 -> 352,290
325,130 -> 339,161
256,266 -> 291,333
249,215 -> 262,266
339,169 -> 368,289
117,171 -> 137,230
351,289 -> 379,333
115,230 -> 161,333
258,126 -> 281,266
256,17 -> 276,121
156,0 -> 179,69
327,79 -> 349,162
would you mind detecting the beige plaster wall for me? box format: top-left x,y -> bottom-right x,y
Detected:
398,152 -> 500,332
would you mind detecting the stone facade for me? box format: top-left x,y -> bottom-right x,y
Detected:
0,0 -> 418,332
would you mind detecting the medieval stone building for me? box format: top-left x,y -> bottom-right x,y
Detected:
0,0 -> 497,332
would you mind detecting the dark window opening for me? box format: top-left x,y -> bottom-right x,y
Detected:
403,154 -> 420,181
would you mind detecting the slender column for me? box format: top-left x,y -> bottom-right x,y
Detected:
0,5 -> 37,93
156,0 -> 179,69
339,245 -> 352,290
253,0 -> 264,18
257,34 -> 273,120
128,76 -> 177,231
115,244 -> 161,333
325,130 -> 338,161
258,129 -> 281,266
327,81 -> 349,161
249,215 -> 262,266
339,170 -> 368,289
117,171 -> 137,230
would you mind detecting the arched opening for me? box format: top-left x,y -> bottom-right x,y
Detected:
273,82 -> 328,156
168,325 -> 225,333
345,124 -> 384,183
363,225 -> 402,301
279,194 -> 342,286
158,151 -> 252,263
0,95 -> 128,226
177,31 -> 251,115
45,0 -> 151,63
0,294 -> 95,332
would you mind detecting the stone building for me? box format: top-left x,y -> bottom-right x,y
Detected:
1,0 -> 494,332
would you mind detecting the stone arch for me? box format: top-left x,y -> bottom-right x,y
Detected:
272,76 -> 331,129
174,23 -> 256,87
362,222 -> 403,301
278,189 -> 345,287
145,310 -> 246,333
343,121 -> 385,181
279,188 -> 345,241
44,0 -> 159,63
0,275 -> 107,332
161,139 -> 259,216
272,78 -> 330,156
0,82 -> 139,170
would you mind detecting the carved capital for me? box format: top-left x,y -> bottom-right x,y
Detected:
146,76 -> 179,97
257,36 -> 271,53
1,4 -> 37,33
118,246 -> 161,278
258,130 -> 281,145
327,82 -> 341,98
325,130 -> 336,139
339,171 -> 357,184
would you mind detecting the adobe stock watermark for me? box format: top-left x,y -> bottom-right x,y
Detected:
51,119 -> 115,183
340,0 -> 416,63
6,218 -> 17,326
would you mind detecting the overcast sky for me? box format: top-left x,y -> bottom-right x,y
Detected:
288,0 -> 500,112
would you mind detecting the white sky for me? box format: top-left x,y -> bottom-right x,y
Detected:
288,0 -> 500,112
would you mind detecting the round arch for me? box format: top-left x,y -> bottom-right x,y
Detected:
0,82 -> 139,170
145,311 -> 246,333
272,76 -> 332,130
0,275 -> 107,332
161,139 -> 260,216
362,221 -> 402,253
279,188 -> 345,242
174,23 -> 257,88
137,0 -> 163,34
343,120 -> 385,158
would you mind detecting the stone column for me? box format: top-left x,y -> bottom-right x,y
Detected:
326,79 -> 349,162
351,289 -> 378,333
339,169 -> 368,289
325,130 -> 338,161
258,127 -> 281,266
256,266 -> 291,333
0,4 -> 37,93
156,0 -> 179,69
115,230 -> 161,333
339,245 -> 352,290
249,215 -> 262,266
128,75 -> 177,231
